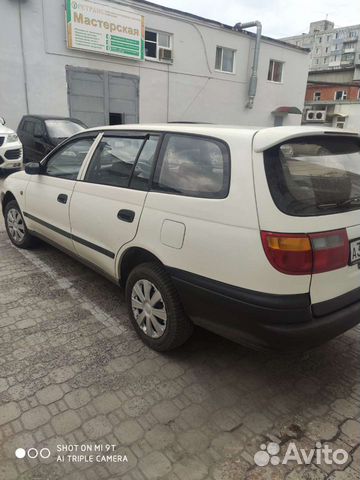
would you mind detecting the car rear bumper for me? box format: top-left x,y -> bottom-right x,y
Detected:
168,267 -> 360,351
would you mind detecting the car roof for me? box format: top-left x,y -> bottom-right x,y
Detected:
84,123 -> 360,151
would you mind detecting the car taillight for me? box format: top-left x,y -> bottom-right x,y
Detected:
261,229 -> 349,275
309,230 -> 349,273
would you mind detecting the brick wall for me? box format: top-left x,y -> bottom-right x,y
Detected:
306,84 -> 360,102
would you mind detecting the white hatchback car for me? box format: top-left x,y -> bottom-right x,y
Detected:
1,124 -> 360,351
0,117 -> 23,174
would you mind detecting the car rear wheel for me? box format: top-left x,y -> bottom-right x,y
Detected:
125,262 -> 193,351
4,200 -> 37,249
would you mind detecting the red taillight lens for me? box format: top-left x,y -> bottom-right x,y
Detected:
309,229 -> 349,273
261,232 -> 312,275
261,229 -> 349,275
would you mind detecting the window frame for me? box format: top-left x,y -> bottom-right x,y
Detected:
215,46 -> 236,74
145,29 -> 172,62
267,59 -> 284,83
83,134 -> 152,189
313,91 -> 321,101
334,90 -> 348,101
78,131 -> 162,191
151,132 -> 231,199
41,135 -> 97,181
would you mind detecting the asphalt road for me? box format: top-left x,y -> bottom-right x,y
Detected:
0,175 -> 359,480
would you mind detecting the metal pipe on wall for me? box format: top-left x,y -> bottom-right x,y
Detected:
234,21 -> 262,109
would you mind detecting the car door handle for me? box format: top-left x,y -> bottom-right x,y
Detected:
57,194 -> 68,204
117,209 -> 135,223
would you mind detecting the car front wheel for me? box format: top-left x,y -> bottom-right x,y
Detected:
4,200 -> 36,249
125,262 -> 193,351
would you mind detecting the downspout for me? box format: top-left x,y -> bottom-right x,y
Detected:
234,21 -> 262,109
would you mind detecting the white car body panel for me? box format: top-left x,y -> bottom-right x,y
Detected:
25,175 -> 77,252
70,182 -> 147,277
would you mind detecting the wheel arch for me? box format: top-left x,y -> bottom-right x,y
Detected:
1,191 -> 17,215
118,246 -> 165,287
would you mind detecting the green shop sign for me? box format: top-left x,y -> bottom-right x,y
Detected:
66,0 -> 145,60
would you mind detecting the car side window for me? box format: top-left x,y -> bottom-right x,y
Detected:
34,120 -> 45,137
85,136 -> 145,188
153,134 -> 230,198
45,138 -> 95,180
23,120 -> 35,134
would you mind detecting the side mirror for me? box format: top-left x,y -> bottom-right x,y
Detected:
0,116 -> 5,126
25,162 -> 42,175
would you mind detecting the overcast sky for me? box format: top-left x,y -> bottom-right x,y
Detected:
149,0 -> 360,38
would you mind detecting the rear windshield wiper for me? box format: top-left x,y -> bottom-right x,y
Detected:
317,196 -> 360,209
338,196 -> 360,206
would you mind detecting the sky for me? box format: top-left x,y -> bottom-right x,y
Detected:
148,0 -> 360,38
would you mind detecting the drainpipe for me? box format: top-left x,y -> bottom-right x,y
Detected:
234,21 -> 262,109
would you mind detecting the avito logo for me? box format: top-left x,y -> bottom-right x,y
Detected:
254,441 -> 348,467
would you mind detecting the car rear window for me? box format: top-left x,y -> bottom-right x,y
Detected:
264,135 -> 360,216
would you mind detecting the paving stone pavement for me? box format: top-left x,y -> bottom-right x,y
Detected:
0,177 -> 359,480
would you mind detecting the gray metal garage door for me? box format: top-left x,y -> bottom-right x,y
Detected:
66,66 -> 139,127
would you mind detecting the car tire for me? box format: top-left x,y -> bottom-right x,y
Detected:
4,200 -> 37,249
125,262 -> 193,351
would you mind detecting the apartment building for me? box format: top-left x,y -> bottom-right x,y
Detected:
281,20 -> 360,72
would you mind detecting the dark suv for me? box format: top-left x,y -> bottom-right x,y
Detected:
17,115 -> 87,163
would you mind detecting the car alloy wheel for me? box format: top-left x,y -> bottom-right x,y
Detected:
131,279 -> 167,338
7,208 -> 26,243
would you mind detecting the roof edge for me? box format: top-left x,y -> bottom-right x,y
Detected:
121,0 -> 309,53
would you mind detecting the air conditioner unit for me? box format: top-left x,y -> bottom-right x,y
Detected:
159,47 -> 173,62
306,110 -> 326,122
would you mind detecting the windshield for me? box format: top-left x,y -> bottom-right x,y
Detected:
264,135 -> 360,216
45,119 -> 86,139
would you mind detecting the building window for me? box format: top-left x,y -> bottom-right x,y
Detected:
215,47 -> 235,73
314,91 -> 321,101
326,35 -> 330,42
357,89 -> 360,100
145,30 -> 171,61
267,60 -> 284,82
335,90 -> 347,101
318,36 -> 322,43
325,47 -> 329,53
324,57 -> 327,64
315,47 -> 319,54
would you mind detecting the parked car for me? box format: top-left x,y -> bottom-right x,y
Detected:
0,116 -> 23,174
17,115 -> 87,163
1,124 -> 360,352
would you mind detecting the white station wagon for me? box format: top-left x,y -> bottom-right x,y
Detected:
1,124 -> 360,351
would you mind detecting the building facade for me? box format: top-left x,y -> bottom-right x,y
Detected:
281,20 -> 360,73
304,76 -> 360,129
0,0 -> 309,130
